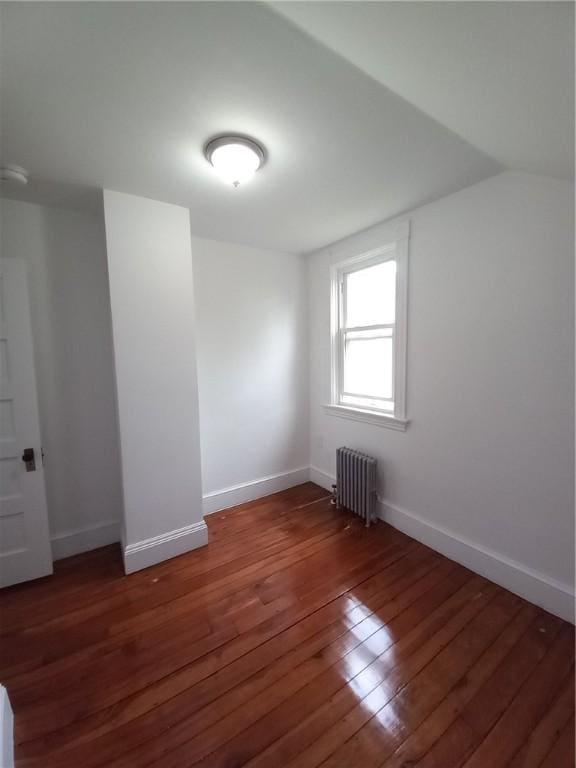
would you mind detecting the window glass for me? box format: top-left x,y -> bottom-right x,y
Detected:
345,260 -> 396,328
343,335 -> 393,399
330,235 -> 409,425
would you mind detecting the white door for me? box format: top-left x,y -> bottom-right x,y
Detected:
0,259 -> 52,587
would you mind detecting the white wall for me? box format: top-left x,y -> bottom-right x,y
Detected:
3,170 -> 573,618
192,238 -> 309,512
103,190 -> 206,572
0,199 -> 123,558
0,199 -> 309,557
308,171 -> 574,619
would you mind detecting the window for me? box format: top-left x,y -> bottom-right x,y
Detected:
327,224 -> 409,430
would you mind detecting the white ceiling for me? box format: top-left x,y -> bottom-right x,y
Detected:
273,1 -> 575,181
0,2 -> 571,253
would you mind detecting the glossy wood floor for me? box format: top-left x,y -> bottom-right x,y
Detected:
0,483 -> 574,768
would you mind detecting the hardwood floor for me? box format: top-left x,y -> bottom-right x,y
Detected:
0,482 -> 574,768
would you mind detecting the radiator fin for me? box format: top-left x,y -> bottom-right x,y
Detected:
335,447 -> 377,527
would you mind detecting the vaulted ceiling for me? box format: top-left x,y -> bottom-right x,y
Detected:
273,1 -> 574,182
0,2 -> 572,253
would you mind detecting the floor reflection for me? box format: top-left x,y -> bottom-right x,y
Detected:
339,596 -> 400,721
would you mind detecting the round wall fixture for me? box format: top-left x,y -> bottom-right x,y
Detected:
0,164 -> 28,185
204,135 -> 265,187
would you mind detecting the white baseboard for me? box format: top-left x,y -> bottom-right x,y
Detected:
50,520 -> 121,561
308,466 -> 574,623
50,468 -> 574,622
203,467 -> 310,515
309,466 -> 335,493
379,500 -> 575,623
123,520 -> 208,574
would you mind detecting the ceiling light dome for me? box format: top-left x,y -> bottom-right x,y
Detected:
204,135 -> 265,187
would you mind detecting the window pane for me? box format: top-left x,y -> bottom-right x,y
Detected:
344,336 -> 393,399
345,260 -> 396,327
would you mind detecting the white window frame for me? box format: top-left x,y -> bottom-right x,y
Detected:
325,222 -> 409,431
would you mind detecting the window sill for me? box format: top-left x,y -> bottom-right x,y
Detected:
322,403 -> 409,432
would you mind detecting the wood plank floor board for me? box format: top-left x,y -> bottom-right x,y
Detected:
287,589 -> 522,768
229,566 -> 479,768
0,485 -> 331,636
16,514 -> 420,759
376,603 -> 544,768
1,500 -> 342,648
539,716 -> 576,768
2,502 -> 363,680
377,605 -> 571,768
262,602 -> 540,768
458,625 -> 575,768
0,483 -> 573,768
152,576 -> 501,768
0,484 -> 327,616
16,538 -> 408,745
506,671 -> 575,768
45,548 -> 436,768
456,612 -> 566,743
15,532 -> 398,742
112,560 -> 469,768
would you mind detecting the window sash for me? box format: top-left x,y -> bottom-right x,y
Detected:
342,323 -> 395,334
337,264 -> 396,410
339,326 -> 396,404
329,226 -> 409,423
341,253 -> 396,331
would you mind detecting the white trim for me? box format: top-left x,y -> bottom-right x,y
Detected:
329,219 -> 410,266
0,686 -> 14,768
333,243 -> 398,273
329,222 -> 409,423
378,499 -> 575,623
322,404 -> 409,431
123,520 -> 208,574
393,233 -> 409,420
309,466 -> 335,492
50,520 -> 121,561
307,468 -> 574,623
203,467 -> 310,515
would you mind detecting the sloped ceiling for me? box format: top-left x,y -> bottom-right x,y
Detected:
0,2 -> 570,253
272,1 -> 575,181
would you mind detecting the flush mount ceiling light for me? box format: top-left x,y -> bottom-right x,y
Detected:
0,164 -> 28,185
204,135 -> 265,187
